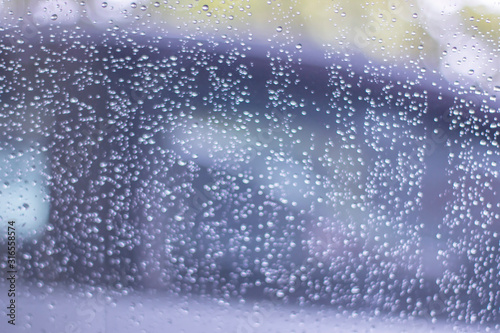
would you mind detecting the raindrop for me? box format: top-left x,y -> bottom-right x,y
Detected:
50,14 -> 58,21
202,5 -> 209,11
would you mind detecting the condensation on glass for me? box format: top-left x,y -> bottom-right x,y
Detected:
0,0 -> 499,332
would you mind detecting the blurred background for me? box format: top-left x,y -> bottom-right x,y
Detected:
0,0 -> 499,332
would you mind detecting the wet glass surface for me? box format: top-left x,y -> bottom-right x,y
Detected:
0,1 -> 499,331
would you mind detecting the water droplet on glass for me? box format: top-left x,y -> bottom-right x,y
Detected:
202,5 -> 209,11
